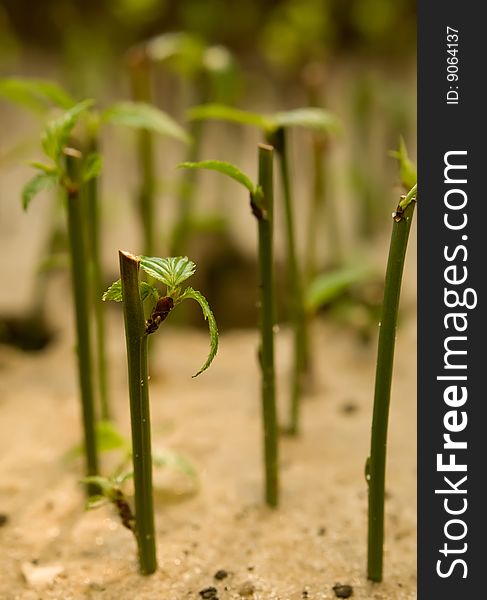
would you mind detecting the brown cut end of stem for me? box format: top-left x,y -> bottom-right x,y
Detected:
63,147 -> 83,159
119,250 -> 140,264
258,143 -> 274,152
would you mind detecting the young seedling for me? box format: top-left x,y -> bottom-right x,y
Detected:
366,181 -> 417,582
0,80 -> 74,349
187,103 -> 339,435
87,100 -> 189,414
21,99 -> 102,495
9,77 -> 189,420
103,253 -> 218,574
179,144 -> 279,507
79,422 -> 198,544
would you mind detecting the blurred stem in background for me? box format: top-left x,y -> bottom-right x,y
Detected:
267,127 -> 308,436
257,144 -> 279,507
128,49 -> 157,257
84,128 -> 111,421
65,147 -> 99,496
302,61 -> 341,277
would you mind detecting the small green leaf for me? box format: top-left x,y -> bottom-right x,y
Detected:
139,256 -> 196,291
96,420 -> 130,452
178,160 -> 256,195
177,287 -> 218,377
273,108 -> 341,134
187,104 -> 340,135
82,152 -> 103,182
390,137 -> 417,190
305,265 -> 372,312
85,495 -> 107,510
103,279 -> 123,302
0,77 -> 75,113
28,161 -> 58,174
398,183 -> 417,211
41,99 -> 95,162
21,172 -> 58,211
102,101 -> 189,143
187,103 -> 271,130
103,279 -> 158,303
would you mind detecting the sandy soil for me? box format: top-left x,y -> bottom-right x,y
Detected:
0,306 -> 416,599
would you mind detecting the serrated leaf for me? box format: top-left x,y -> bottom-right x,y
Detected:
389,137 -> 417,190
273,108 -> 341,134
178,160 -> 256,195
103,279 -> 158,303
21,172 -> 58,211
177,287 -> 218,377
41,99 -> 95,162
140,281 -> 159,302
152,449 -> 197,479
305,266 -> 372,312
0,77 -> 75,113
103,279 -> 123,302
82,152 -> 103,182
187,103 -> 271,130
102,101 -> 189,143
139,256 -> 196,291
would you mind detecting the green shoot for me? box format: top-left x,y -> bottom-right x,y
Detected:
81,474 -> 136,533
389,136 -> 417,192
367,182 -> 417,582
21,102 -> 100,496
104,252 -> 218,574
179,145 -> 279,507
104,255 -> 218,377
187,104 -> 339,435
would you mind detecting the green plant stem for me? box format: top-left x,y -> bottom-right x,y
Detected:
65,149 -> 99,496
119,251 -> 157,575
256,144 -> 279,507
130,60 -> 157,257
85,137 -> 110,421
269,127 -> 307,435
305,134 -> 326,281
172,119 -> 204,255
367,199 -> 416,582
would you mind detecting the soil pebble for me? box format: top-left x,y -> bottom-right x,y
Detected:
0,513 -> 8,527
199,587 -> 218,599
341,402 -> 359,415
332,583 -> 354,598
214,569 -> 229,580
239,581 -> 255,596
21,562 -> 64,588
317,526 -> 326,536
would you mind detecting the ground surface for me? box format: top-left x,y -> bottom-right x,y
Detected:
0,308 -> 416,600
